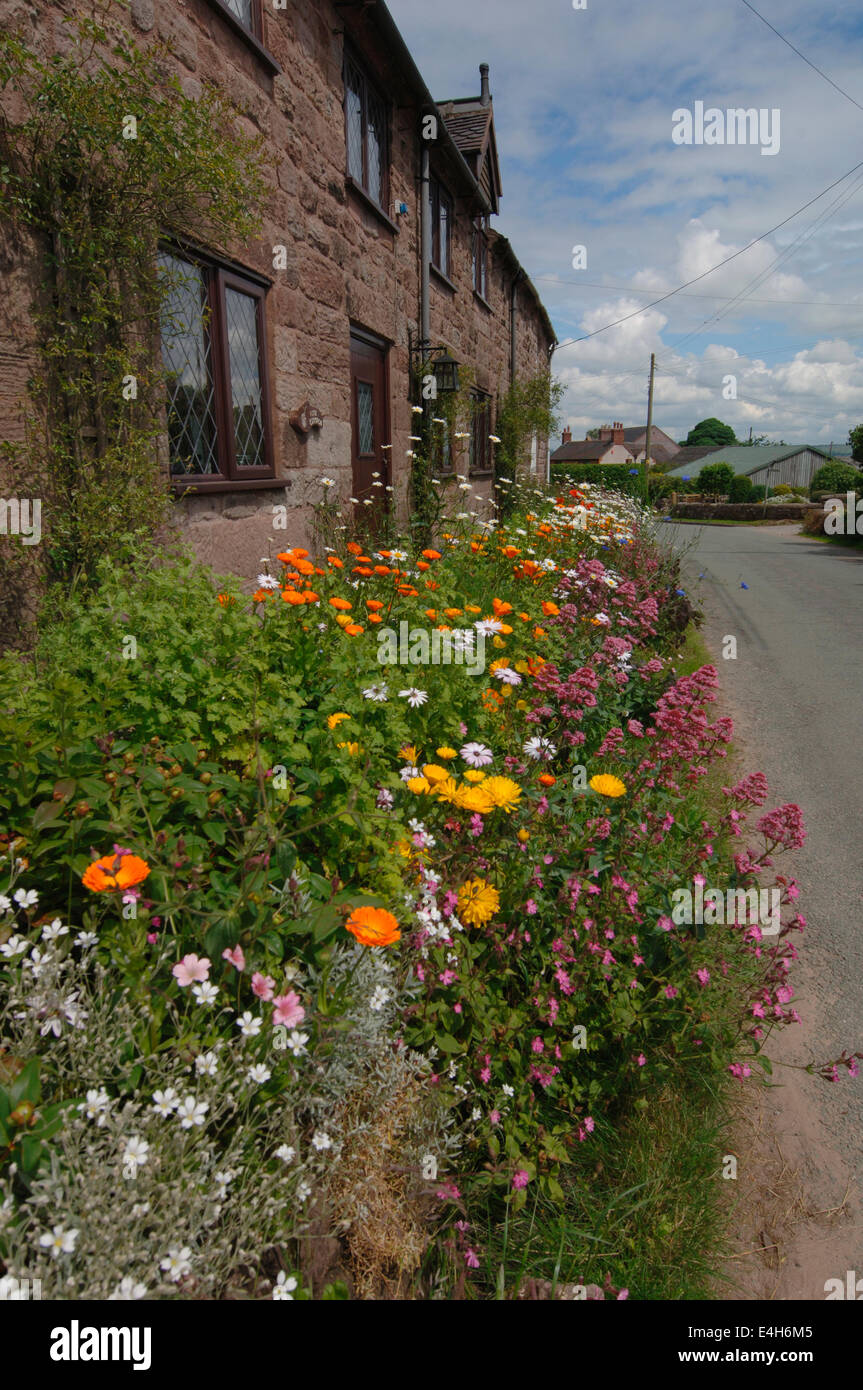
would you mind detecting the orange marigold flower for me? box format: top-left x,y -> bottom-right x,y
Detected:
397,585 -> 419,597
425,580 -> 439,590
329,597 -> 353,611
368,613 -> 383,624
417,561 -> 430,572
346,542 -> 363,556
301,591 -> 320,604
541,601 -> 560,617
283,590 -> 306,605
501,545 -> 521,559
464,604 -> 482,614
373,565 -> 391,576
425,609 -> 437,619
217,593 -> 234,606
328,556 -> 344,568
444,607 -> 463,618
345,905 -> 401,947
344,623 -> 364,636
366,599 -> 385,611
539,773 -> 556,787
82,852 -> 150,893
492,598 -> 513,616
252,589 -> 272,603
353,566 -> 374,577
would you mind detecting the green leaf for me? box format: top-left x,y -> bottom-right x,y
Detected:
435,1032 -> 463,1054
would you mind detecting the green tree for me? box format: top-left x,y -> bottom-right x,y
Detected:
728,474 -> 755,502
697,462 -> 735,497
685,418 -> 737,448
810,460 -> 862,497
847,425 -> 863,463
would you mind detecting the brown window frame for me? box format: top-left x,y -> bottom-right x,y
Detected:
211,0 -> 263,41
159,248 -> 275,490
472,215 -> 489,301
430,178 -> 452,278
469,391 -> 493,476
343,49 -> 390,214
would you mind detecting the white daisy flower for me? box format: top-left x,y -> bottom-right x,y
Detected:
160,1247 -> 192,1282
399,688 -> 428,708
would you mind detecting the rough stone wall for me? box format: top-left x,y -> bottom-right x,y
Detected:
0,0 -> 555,581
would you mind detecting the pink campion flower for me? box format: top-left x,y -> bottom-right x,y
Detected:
479,1054 -> 491,1083
222,945 -> 245,972
454,1002 -> 463,1014
658,916 -> 674,932
584,1115 -> 595,1133
633,954 -> 644,966
464,1248 -> 480,1269
636,1054 -> 646,1067
439,969 -> 457,985
849,1060 -> 860,1079
729,1062 -> 751,1080
252,972 -> 276,1001
512,1170 -> 530,1190
525,899 -> 538,915
664,986 -> 678,999
147,932 -> 158,944
490,1109 -> 501,1125
173,954 -> 211,987
272,991 -> 305,1028
776,984 -> 794,1005
696,968 -> 710,987
531,1037 -> 544,1053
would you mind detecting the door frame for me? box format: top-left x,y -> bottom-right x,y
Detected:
349,324 -> 391,510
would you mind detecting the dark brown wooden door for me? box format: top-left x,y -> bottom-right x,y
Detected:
350,331 -> 389,526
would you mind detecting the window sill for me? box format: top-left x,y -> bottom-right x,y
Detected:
473,291 -> 493,313
430,263 -> 456,293
205,0 -> 282,77
468,470 -> 494,480
345,177 -> 398,234
171,476 -> 283,495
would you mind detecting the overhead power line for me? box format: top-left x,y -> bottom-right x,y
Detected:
533,274 -> 863,310
737,0 -> 863,116
553,157 -> 863,352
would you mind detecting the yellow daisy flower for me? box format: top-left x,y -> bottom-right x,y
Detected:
327,712 -> 350,730
482,776 -> 522,813
456,785 -> 496,815
436,747 -> 458,760
589,774 -> 626,798
407,776 -> 432,795
463,770 -> 487,783
458,878 -> 500,926
421,764 -> 450,785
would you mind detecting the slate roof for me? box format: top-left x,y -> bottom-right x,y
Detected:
551,440 -> 634,463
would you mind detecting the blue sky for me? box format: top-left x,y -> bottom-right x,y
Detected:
388,0 -> 863,447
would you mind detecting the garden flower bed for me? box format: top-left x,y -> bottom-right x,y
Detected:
0,482 -> 806,1299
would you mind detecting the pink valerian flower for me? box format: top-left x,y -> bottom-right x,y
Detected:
724,772 -> 769,806
512,1170 -> 530,1190
272,991 -> 305,1028
222,945 -> 245,972
756,803 -> 806,851
252,972 -> 276,1001
435,1181 -> 461,1200
464,1248 -> 480,1268
173,954 -> 211,987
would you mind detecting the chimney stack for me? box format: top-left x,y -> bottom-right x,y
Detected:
562,427 -> 572,445
599,424 -> 613,443
613,421 -> 624,445
480,63 -> 490,107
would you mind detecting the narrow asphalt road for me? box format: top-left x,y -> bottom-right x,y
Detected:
671,521 -> 863,1298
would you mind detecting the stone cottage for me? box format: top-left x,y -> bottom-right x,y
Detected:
0,0 -> 557,578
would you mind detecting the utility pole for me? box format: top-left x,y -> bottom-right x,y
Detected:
642,352 -> 655,504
